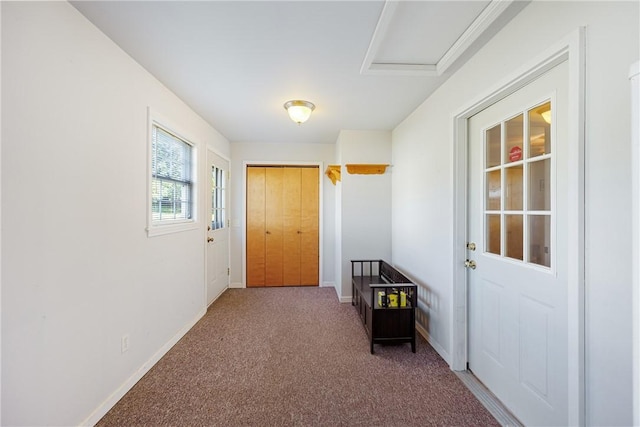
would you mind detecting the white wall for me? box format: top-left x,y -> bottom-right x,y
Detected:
1,2 -> 230,425
335,130 -> 392,300
229,142 -> 336,289
392,1 -> 638,425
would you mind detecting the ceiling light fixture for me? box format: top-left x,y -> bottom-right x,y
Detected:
540,109 -> 552,124
284,100 -> 315,124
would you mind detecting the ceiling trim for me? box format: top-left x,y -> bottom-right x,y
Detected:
359,1 -> 403,75
436,0 -> 514,74
360,0 -> 515,77
368,63 -> 439,77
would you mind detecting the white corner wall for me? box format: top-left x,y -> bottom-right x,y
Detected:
1,2 -> 230,426
336,130 -> 392,301
392,1 -> 638,425
229,142 -> 336,289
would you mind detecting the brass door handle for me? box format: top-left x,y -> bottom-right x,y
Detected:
464,259 -> 477,269
207,237 -> 214,243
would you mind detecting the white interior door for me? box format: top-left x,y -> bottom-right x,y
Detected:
206,149 -> 229,305
467,61 -> 569,426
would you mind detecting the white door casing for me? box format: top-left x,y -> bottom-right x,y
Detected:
206,149 -> 230,305
630,60 -> 640,427
467,61 -> 568,426
451,28 -> 586,426
241,161 -> 324,289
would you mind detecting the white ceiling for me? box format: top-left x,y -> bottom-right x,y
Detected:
71,1 -> 528,144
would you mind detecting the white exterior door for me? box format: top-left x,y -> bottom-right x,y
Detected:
206,149 -> 229,305
467,61 -> 569,426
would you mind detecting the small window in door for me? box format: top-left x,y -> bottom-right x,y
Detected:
483,100 -> 552,268
211,166 -> 226,230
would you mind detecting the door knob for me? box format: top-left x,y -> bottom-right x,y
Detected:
464,259 -> 477,269
466,242 -> 476,251
207,237 -> 214,243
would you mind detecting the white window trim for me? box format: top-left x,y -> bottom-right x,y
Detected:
147,108 -> 199,237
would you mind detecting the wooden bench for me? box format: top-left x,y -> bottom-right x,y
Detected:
351,260 -> 417,354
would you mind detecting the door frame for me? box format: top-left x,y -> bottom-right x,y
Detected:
630,60 -> 640,426
204,147 -> 231,306
241,161 -> 324,288
451,28 -> 586,425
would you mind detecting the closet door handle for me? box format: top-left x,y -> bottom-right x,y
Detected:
297,230 -> 302,234
265,231 -> 271,235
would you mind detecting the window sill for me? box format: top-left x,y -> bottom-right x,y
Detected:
147,221 -> 198,237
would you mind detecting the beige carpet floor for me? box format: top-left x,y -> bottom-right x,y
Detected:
97,287 -> 499,426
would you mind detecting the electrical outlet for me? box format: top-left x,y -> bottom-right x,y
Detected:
121,334 -> 130,353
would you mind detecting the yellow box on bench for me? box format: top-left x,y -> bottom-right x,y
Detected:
378,290 -> 407,307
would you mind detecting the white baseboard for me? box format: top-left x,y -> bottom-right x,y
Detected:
415,322 -> 451,366
207,286 -> 229,308
328,284 -> 351,303
81,308 -> 206,426
230,283 -> 331,290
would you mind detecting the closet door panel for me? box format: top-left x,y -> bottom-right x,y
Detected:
283,167 -> 302,285
246,167 -> 266,287
265,167 -> 284,286
300,167 -> 319,286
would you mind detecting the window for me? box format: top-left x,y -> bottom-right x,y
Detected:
210,165 -> 226,230
483,100 -> 552,268
148,121 -> 196,235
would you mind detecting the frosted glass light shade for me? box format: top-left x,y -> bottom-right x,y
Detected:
540,109 -> 551,124
284,100 -> 315,124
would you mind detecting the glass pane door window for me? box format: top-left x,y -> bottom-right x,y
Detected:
211,166 -> 226,230
484,101 -> 552,268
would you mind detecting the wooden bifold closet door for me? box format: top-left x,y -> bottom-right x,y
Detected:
247,166 -> 319,287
